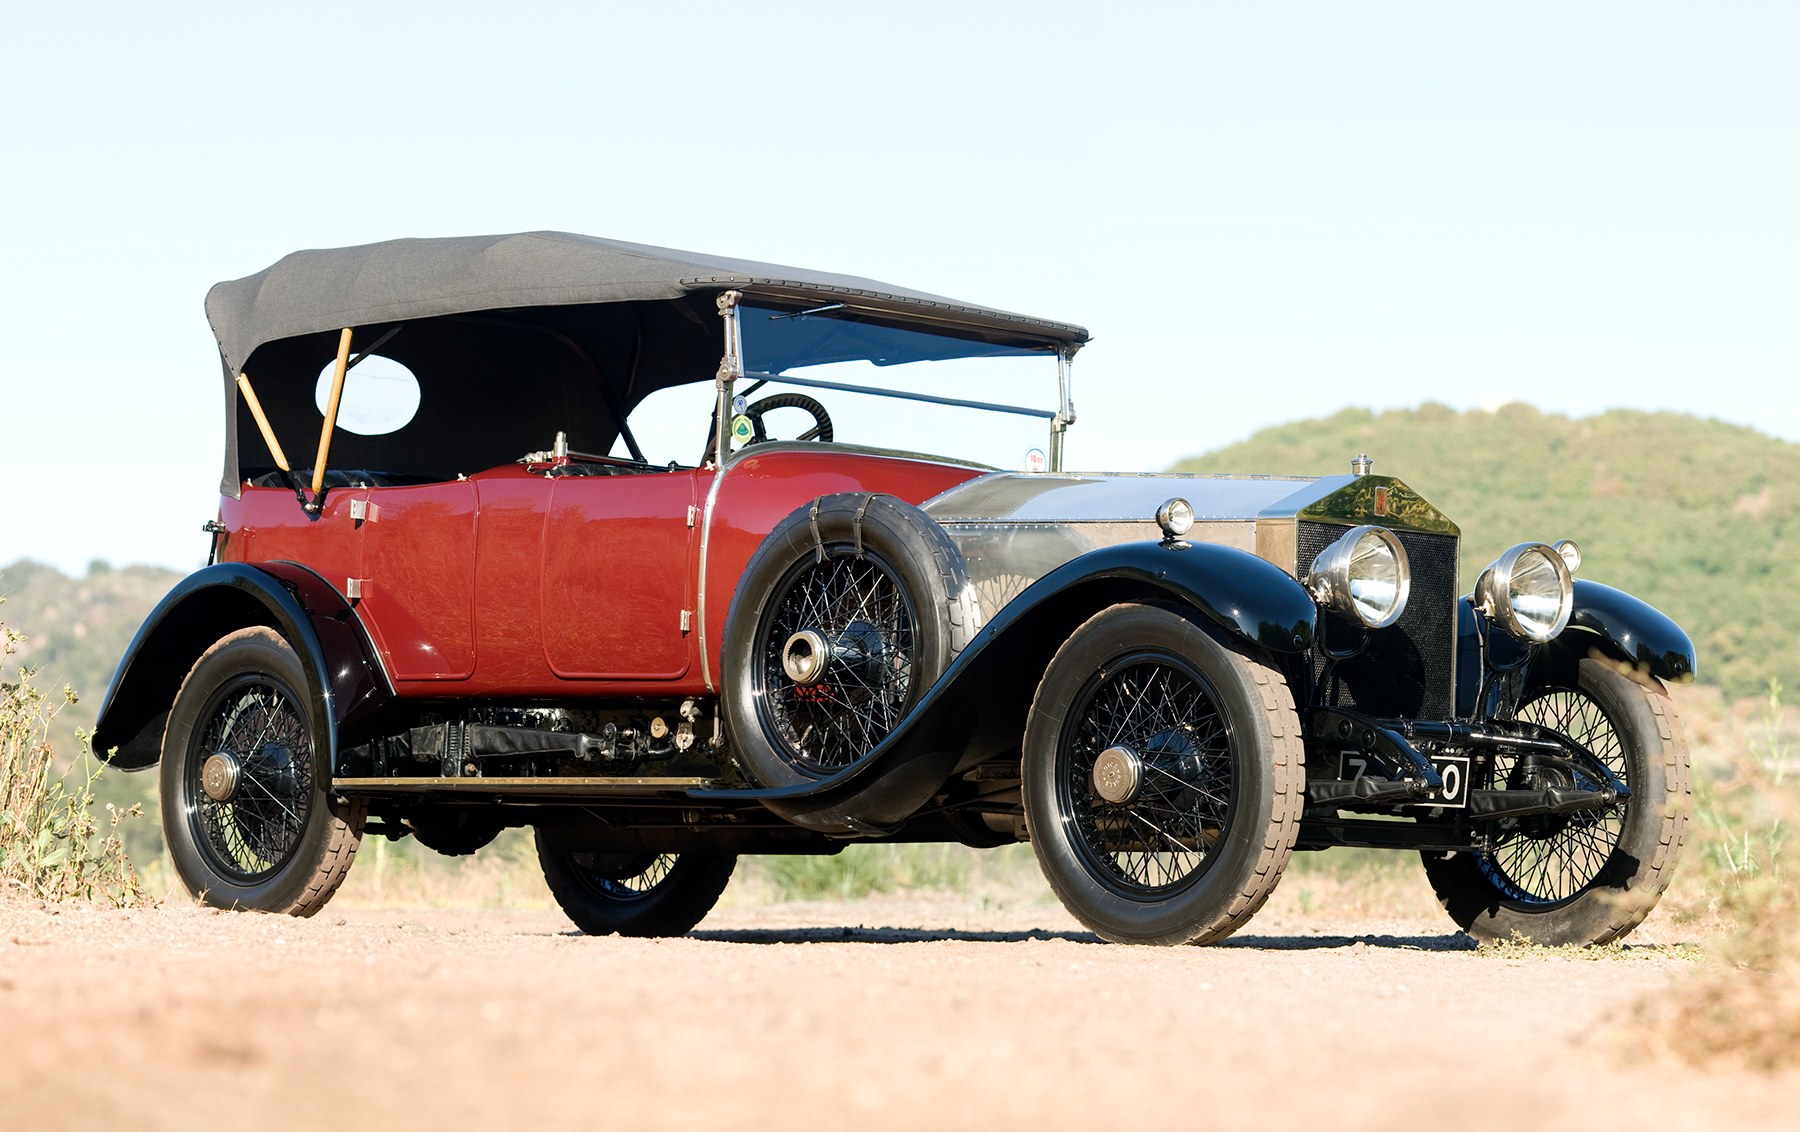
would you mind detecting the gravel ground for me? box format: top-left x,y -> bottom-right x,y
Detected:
0,893 -> 1791,1131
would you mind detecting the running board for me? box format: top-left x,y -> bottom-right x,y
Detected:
335,775 -> 716,797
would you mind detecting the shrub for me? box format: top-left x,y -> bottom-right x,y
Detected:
1,612 -> 147,905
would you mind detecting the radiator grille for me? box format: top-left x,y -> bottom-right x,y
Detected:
1297,522 -> 1458,721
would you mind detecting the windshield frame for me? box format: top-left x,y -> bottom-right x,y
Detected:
712,293 -> 1077,470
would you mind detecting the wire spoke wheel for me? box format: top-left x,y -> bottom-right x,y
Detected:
1023,603 -> 1301,946
1481,689 -> 1628,905
536,837 -> 738,937
1421,657 -> 1690,946
755,546 -> 918,776
1061,656 -> 1235,897
160,628 -> 363,917
569,852 -> 678,899
189,675 -> 315,881
724,494 -> 973,796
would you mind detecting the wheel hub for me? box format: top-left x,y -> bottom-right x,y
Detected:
201,751 -> 241,802
782,630 -> 830,684
781,622 -> 890,686
1092,745 -> 1143,804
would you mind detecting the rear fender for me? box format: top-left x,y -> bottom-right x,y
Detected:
703,539 -> 1317,833
92,563 -> 391,770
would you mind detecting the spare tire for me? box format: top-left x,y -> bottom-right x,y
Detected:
722,493 -> 980,788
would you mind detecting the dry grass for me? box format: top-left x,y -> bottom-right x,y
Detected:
1,610 -> 147,906
1629,681 -> 1800,1072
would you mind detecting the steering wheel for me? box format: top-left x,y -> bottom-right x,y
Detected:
743,393 -> 834,444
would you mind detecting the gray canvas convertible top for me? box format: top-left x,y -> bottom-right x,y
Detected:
207,231 -> 1089,379
208,233 -> 1088,494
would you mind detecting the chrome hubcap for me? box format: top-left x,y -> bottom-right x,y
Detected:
201,751 -> 242,802
1091,745 -> 1143,804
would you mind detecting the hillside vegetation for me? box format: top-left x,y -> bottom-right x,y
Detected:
1172,403 -> 1796,699
0,561 -> 184,754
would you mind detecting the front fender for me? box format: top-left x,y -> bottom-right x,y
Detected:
700,539 -> 1316,833
1546,580 -> 1697,685
92,563 -> 390,770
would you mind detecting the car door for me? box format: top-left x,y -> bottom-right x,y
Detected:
355,480 -> 479,681
539,469 -> 699,681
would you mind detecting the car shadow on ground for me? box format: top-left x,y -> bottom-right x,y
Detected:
687,926 -> 1103,945
1220,932 -> 1478,952
675,926 -> 1478,950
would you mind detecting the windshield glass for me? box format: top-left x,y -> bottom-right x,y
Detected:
614,304 -> 1064,468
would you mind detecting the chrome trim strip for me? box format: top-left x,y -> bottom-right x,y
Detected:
696,462 -> 728,694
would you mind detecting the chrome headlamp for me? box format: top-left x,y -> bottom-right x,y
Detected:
1474,542 -> 1574,643
1306,525 -> 1411,630
1155,497 -> 1194,539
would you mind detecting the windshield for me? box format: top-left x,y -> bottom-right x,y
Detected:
614,303 -> 1065,469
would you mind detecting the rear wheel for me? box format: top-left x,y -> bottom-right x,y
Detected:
536,836 -> 737,937
1421,658 -> 1690,945
1022,603 -> 1303,945
159,628 -> 363,915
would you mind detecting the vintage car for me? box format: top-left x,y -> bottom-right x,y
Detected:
95,232 -> 1694,946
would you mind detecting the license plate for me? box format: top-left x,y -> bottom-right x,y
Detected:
1338,752 -> 1471,809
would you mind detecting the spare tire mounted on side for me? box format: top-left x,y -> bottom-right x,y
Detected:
721,493 -> 980,788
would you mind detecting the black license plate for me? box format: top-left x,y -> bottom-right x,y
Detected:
1337,752 -> 1471,809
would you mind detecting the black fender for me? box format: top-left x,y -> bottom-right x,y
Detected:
1456,580 -> 1697,714
695,538 -> 1317,834
1538,580 -> 1696,688
92,562 -> 392,770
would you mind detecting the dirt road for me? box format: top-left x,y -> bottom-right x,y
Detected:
0,893 -> 1789,1131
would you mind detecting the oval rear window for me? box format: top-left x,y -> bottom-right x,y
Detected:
315,355 -> 421,435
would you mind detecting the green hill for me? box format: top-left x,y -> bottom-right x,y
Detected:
0,560 -> 185,752
1172,403 -> 1797,700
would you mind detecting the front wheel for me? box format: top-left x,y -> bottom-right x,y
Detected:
1022,603 -> 1304,946
159,628 -> 363,915
1422,657 -> 1690,945
536,836 -> 737,937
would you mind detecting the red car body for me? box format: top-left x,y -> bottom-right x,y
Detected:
221,449 -> 981,696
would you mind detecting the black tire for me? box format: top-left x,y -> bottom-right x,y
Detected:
1022,603 -> 1303,945
159,627 -> 364,915
721,493 -> 979,787
1421,657 -> 1690,945
535,836 -> 737,937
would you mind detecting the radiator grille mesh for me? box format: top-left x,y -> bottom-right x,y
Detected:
1297,522 -> 1458,721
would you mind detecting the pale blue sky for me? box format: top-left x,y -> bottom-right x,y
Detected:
2,1 -> 1794,577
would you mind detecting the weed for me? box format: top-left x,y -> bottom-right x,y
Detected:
1,612 -> 147,906
1476,930 -> 1700,962
1686,679 -> 1792,911
1634,680 -> 1800,1070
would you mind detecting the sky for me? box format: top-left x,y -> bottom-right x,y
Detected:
1,1 -> 1794,578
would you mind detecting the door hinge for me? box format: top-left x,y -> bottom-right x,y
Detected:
346,578 -> 365,601
349,498 -> 368,523
680,609 -> 693,633
686,504 -> 699,528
